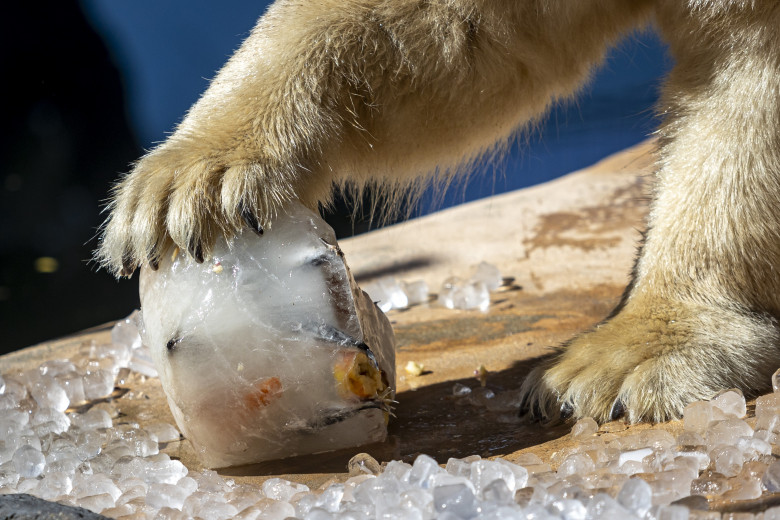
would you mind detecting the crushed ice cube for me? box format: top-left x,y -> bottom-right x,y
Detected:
139,202 -> 396,467
571,417 -> 598,438
363,277 -> 409,312
470,261 -> 502,291
452,383 -> 472,397
763,460 -> 780,492
438,277 -> 490,311
617,477 -> 652,517
683,401 -> 713,433
12,446 -> 45,478
82,369 -> 114,400
757,392 -> 780,418
401,280 -> 429,305
433,483 -> 478,517
145,422 -> 180,444
711,388 -> 746,419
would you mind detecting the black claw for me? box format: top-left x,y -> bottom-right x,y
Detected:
532,400 -> 544,420
148,252 -> 159,271
188,240 -> 204,263
559,401 -> 573,420
241,206 -> 264,236
610,398 -> 626,420
518,397 -> 529,417
120,252 -> 135,277
518,390 -> 535,418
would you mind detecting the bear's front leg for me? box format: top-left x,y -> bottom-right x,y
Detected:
96,0 -> 652,276
520,3 -> 780,423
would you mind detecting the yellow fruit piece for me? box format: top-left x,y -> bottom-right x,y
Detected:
333,351 -> 386,400
404,361 -> 425,376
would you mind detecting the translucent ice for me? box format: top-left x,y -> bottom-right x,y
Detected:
438,277 -> 490,311
470,261 -> 502,291
402,280 -> 429,306
763,460 -> 780,492
711,389 -> 746,419
82,369 -> 114,400
363,277 -> 409,312
433,483 -> 478,518
12,446 -> 45,478
617,477 -> 652,517
30,379 -> 69,412
711,445 -> 742,477
705,418 -> 753,448
756,393 -> 780,418
571,417 -> 598,438
683,401 -> 713,433
111,311 -> 143,351
140,202 -> 396,467
145,422 -> 180,444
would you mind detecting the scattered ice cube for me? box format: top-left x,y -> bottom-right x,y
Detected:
557,452 -> 595,478
12,446 -> 45,479
146,482 -> 190,510
363,277 -> 409,312
618,447 -> 653,467
139,202 -> 396,467
433,483 -> 478,518
438,277 -> 490,311
38,360 -> 77,377
617,477 -> 652,517
30,378 -> 69,412
82,369 -> 114,400
262,478 -> 309,502
452,383 -> 472,397
706,418 -> 754,448
401,280 -> 429,305
128,344 -> 158,378
711,388 -> 746,419
763,460 -> 780,492
711,445 -> 742,477
89,341 -> 132,372
32,407 -> 70,435
471,261 -> 502,291
37,471 -> 73,500
683,401 -> 713,433
55,372 -> 86,405
71,408 -> 112,430
571,417 -> 598,438
756,393 -> 780,418
145,422 -> 180,444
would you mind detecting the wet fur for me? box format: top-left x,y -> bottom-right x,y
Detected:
98,0 -> 780,423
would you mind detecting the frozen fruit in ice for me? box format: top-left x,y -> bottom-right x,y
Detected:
140,202 -> 395,467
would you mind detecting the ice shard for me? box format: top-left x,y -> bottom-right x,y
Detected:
139,203 -> 395,468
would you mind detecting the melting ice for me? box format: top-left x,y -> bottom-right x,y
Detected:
139,202 -> 396,468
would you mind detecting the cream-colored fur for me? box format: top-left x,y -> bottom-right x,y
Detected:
98,0 -> 780,423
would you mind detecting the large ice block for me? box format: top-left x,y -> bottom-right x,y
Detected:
139,203 -> 395,468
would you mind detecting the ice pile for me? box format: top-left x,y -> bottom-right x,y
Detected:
5,317 -> 780,518
0,310 -> 151,421
363,261 -> 503,313
139,202 -> 396,468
